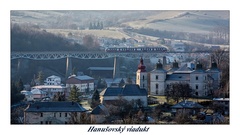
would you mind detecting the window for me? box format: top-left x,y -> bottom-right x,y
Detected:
143,84 -> 145,88
40,113 -> 43,117
65,113 -> 68,117
156,75 -> 158,80
59,113 -> 61,117
143,75 -> 145,81
196,76 -> 198,80
40,121 -> 43,124
196,85 -> 198,89
156,84 -> 159,89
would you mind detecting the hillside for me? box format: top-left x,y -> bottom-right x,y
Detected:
124,10 -> 229,34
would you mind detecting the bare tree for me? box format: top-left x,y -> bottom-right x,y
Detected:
165,82 -> 193,103
211,49 -> 229,97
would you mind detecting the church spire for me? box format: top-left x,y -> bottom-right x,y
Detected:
138,57 -> 146,72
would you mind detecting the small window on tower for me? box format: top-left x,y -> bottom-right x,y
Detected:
143,75 -> 145,80
156,84 -> 159,89
156,75 -> 158,80
196,76 -> 198,80
196,85 -> 198,89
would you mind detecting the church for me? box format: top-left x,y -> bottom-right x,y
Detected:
136,57 -> 221,97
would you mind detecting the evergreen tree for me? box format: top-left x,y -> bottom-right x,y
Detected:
100,22 -> 103,29
93,22 -> 96,29
97,21 -> 101,29
90,90 -> 100,109
89,22 -> 93,29
16,78 -> 24,91
68,85 -> 80,102
119,78 -> 125,87
11,82 -> 25,105
37,71 -> 44,85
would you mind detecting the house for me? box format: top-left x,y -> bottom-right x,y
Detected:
21,90 -> 34,101
100,84 -> 148,107
24,101 -> 87,124
171,100 -> 204,116
30,89 -> 47,101
31,85 -> 67,100
86,67 -> 114,78
44,75 -> 62,85
90,104 -> 110,123
66,75 -> 94,95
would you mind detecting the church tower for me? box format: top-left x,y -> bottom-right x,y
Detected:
149,59 -> 167,95
136,57 -> 148,90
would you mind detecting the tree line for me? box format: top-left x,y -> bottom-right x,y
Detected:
89,21 -> 104,30
11,23 -> 89,52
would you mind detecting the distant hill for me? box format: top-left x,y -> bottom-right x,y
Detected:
123,10 -> 229,34
11,23 -> 89,52
11,10 -> 229,34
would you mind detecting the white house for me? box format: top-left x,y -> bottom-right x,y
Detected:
31,85 -> 67,99
44,75 -> 61,85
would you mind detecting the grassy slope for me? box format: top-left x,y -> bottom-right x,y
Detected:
124,10 -> 229,34
11,10 -> 229,37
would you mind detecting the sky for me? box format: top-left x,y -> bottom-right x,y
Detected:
1,0 -> 239,135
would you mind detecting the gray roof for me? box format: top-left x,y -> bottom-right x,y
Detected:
166,73 -> 190,81
91,104 -> 109,115
171,100 -> 203,109
25,102 -> 87,112
75,75 -> 94,80
151,68 -> 166,73
87,67 -> 114,71
177,64 -> 193,72
100,84 -> 147,96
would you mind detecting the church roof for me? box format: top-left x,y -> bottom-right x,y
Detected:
100,84 -> 147,97
191,63 -> 205,73
151,59 -> 166,73
137,57 -> 146,72
206,62 -> 221,72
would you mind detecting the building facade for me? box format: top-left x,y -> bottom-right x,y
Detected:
66,75 -> 94,95
100,84 -> 148,107
44,75 -> 62,85
137,58 -> 221,97
24,102 -> 86,124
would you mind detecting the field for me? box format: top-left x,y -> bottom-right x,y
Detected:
11,10 -> 229,35
124,10 -> 229,34
46,29 -> 131,39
